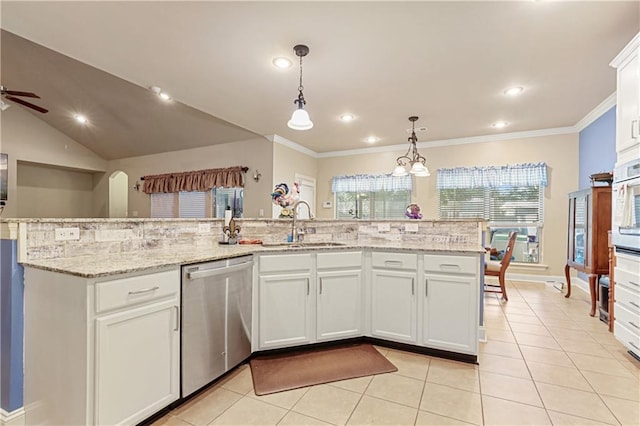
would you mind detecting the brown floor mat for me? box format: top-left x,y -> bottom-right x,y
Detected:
249,343 -> 397,395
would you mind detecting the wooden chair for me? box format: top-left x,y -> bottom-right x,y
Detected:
485,231 -> 517,301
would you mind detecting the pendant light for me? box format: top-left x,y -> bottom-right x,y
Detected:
287,44 -> 313,130
392,116 -> 430,177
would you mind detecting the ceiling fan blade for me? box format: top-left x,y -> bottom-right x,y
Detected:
5,95 -> 48,113
2,90 -> 40,98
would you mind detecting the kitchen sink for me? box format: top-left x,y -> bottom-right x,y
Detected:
261,241 -> 347,248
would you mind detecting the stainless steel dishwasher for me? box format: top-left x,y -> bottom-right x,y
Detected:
181,255 -> 253,398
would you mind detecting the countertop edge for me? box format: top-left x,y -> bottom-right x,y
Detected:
21,243 -> 486,278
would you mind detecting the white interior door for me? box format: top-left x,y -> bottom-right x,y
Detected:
295,174 -> 316,218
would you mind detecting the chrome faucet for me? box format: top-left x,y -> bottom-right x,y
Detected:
292,200 -> 313,242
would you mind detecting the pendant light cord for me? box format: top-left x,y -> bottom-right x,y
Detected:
298,54 -> 304,93
295,54 -> 306,107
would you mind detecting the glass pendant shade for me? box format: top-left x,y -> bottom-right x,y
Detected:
392,165 -> 408,177
287,107 -> 313,130
409,162 -> 427,174
413,166 -> 431,177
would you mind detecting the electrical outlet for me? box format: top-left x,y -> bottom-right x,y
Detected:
405,223 -> 419,233
198,223 -> 211,234
377,223 -> 391,232
55,227 -> 80,241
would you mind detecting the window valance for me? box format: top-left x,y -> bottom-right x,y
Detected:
331,173 -> 412,192
437,162 -> 547,190
142,166 -> 246,194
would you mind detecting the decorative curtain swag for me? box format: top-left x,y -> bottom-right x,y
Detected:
332,173 -> 412,192
437,162 -> 548,190
142,166 -> 246,194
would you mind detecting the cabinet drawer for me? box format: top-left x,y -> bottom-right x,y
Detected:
615,267 -> 640,292
614,320 -> 640,357
317,251 -> 362,269
614,303 -> 640,336
616,284 -> 640,313
259,253 -> 312,273
616,252 -> 640,272
95,269 -> 179,313
424,254 -> 477,275
372,252 -> 417,270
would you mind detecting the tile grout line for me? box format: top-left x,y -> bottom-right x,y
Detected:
499,281 -> 553,424
506,280 -> 623,425
412,359 -> 430,425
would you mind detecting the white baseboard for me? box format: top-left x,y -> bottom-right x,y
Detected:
478,326 -> 487,343
501,273 -> 591,296
0,408 -> 25,426
503,273 -> 565,284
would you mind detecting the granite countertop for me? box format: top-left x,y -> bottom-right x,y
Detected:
21,242 -> 486,278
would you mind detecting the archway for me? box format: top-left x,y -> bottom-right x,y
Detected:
109,170 -> 128,218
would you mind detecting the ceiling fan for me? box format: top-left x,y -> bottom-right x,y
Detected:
0,86 -> 48,113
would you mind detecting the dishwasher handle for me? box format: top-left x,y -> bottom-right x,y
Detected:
186,262 -> 252,280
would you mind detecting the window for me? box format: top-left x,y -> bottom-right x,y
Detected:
150,187 -> 244,219
212,187 -> 243,218
332,174 -> 412,219
437,163 -> 547,264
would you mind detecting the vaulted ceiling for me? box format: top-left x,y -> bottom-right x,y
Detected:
1,1 -> 638,160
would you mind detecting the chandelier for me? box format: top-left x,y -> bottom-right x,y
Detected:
287,44 -> 313,131
392,116 -> 430,177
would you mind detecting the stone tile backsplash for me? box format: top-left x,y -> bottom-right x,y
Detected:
10,218 -> 484,261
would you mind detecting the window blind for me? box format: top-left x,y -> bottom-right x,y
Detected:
179,191 -> 207,218
150,192 -> 175,218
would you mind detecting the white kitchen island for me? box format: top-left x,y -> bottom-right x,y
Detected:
9,218 -> 486,426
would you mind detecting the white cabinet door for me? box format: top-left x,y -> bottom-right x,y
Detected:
617,50 -> 640,156
371,270 -> 417,344
259,273 -> 313,348
317,270 -> 363,341
95,299 -> 179,426
423,273 -> 478,355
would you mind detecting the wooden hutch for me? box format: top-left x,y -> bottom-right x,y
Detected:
565,186 -> 612,316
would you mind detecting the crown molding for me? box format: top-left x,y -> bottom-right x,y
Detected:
266,134 -> 319,158
574,92 -> 616,132
610,32 -> 640,68
316,127 -> 577,158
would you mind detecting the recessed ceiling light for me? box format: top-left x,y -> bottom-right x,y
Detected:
272,57 -> 292,69
492,121 -> 508,129
340,113 -> 355,122
150,85 -> 172,101
364,136 -> 380,143
74,114 -> 88,124
504,86 -> 524,96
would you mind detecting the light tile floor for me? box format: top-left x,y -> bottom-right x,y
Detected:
153,281 -> 640,425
